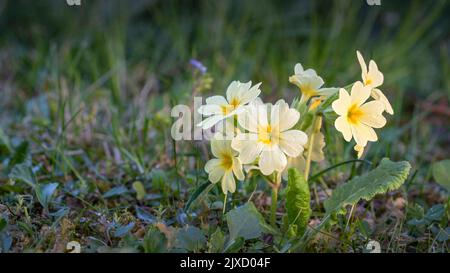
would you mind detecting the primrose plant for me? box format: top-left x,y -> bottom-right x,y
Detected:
196,50 -> 410,241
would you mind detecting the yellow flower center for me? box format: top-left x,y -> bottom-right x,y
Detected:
258,125 -> 278,145
221,105 -> 233,115
364,78 -> 372,86
220,154 -> 233,169
230,98 -> 240,108
347,103 -> 364,125
301,84 -> 318,98
221,98 -> 240,115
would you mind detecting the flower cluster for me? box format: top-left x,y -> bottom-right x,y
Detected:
197,51 -> 393,194
332,51 -> 393,158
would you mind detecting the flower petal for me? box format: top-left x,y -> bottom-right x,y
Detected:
225,81 -> 240,103
354,144 -> 365,159
271,100 -> 300,132
359,101 -> 387,128
237,102 -> 266,132
303,68 -> 318,77
335,116 -> 352,142
359,100 -> 384,115
332,88 -> 351,115
231,134 -> 262,164
351,123 -> 377,146
205,158 -> 221,173
294,63 -> 304,74
310,131 -> 326,162
317,87 -> 338,97
198,104 -> 222,116
308,75 -> 325,90
279,130 -> 307,157
259,146 -> 287,176
197,114 -> 225,129
221,171 -> 236,193
256,103 -> 269,128
211,138 -> 232,158
206,95 -> 228,106
350,81 -> 371,106
356,50 -> 368,77
371,88 -> 394,115
232,157 -> 244,181
206,160 -> 225,183
239,82 -> 262,105
216,119 -> 239,139
368,60 -> 384,87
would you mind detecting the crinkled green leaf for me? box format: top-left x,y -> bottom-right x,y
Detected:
286,168 -> 311,236
324,158 -> 411,216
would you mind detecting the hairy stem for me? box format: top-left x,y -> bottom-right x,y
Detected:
308,159 -> 372,182
223,193 -> 227,215
304,115 -> 322,182
270,172 -> 282,227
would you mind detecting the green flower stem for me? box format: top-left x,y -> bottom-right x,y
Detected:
308,159 -> 372,182
270,172 -> 282,227
304,114 -> 322,182
299,94 -> 310,103
223,193 -> 227,215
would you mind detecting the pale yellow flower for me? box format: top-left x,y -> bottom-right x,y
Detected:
215,118 -> 241,139
204,135 -> 244,194
332,81 -> 386,147
289,63 -> 337,102
356,51 -> 394,115
197,81 -> 261,129
231,99 -> 308,176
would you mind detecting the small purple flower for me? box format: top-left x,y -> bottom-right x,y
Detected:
189,59 -> 207,74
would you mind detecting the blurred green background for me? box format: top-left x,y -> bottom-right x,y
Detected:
0,0 -> 448,164
0,0 -> 449,253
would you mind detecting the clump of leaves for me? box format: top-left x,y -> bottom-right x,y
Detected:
9,163 -> 58,212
